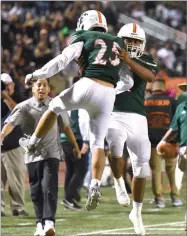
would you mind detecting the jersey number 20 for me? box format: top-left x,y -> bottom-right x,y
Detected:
93,39 -> 120,66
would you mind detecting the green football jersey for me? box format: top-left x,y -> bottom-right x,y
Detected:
69,30 -> 125,86
170,101 -> 187,147
114,53 -> 158,116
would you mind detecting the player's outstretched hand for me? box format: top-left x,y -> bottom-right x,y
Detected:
115,47 -> 131,64
25,74 -> 37,87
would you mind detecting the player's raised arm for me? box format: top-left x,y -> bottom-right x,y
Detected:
25,41 -> 84,86
115,45 -> 156,83
117,48 -> 156,82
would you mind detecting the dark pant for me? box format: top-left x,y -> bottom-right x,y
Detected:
62,140 -> 89,201
27,158 -> 59,224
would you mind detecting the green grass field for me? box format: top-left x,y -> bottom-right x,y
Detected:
2,179 -> 186,236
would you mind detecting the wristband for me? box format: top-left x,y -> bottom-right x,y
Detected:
83,141 -> 89,145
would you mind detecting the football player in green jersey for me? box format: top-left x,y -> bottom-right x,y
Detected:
106,23 -> 158,235
21,10 -> 134,211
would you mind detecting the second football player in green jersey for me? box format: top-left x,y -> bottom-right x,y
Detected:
69,30 -> 126,86
106,23 -> 158,236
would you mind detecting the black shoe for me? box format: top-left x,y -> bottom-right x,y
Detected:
12,209 -> 29,216
73,200 -> 83,210
1,211 -> 6,217
63,199 -> 83,211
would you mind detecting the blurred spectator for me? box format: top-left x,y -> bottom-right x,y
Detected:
168,6 -> 183,28
9,2 -> 24,18
145,79 -> 182,208
12,42 -> 34,71
103,2 -> 118,33
1,73 -> 28,217
34,41 -> 52,68
155,3 -> 169,24
131,2 -> 145,19
157,42 -> 176,75
157,83 -> 186,219
1,18 -> 12,51
23,12 -> 37,39
64,2 -> 83,30
149,48 -> 159,63
39,29 -> 52,48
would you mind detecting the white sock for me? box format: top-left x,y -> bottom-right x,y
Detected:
90,179 -> 101,188
114,177 -> 127,191
133,201 -> 143,213
29,135 -> 41,145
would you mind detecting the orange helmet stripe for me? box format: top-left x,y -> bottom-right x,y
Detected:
133,23 -> 137,33
97,11 -> 102,23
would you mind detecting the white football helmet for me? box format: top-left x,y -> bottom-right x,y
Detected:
117,23 -> 146,58
76,10 -> 108,32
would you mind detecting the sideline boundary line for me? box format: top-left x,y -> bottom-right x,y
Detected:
70,221 -> 185,236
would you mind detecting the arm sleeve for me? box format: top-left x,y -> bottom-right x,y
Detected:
4,104 -> 24,126
32,41 -> 84,80
78,109 -> 90,142
170,108 -> 179,131
115,65 -> 134,94
59,111 -> 70,126
134,54 -> 158,76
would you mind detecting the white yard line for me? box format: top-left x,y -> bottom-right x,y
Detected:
101,233 -> 183,235
147,228 -> 185,230
56,219 -> 66,222
144,198 -> 171,201
16,218 -> 65,226
147,208 -> 162,212
70,221 -> 185,236
101,233 -> 160,235
17,223 -> 33,226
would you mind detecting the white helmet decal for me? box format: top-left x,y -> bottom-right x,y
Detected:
118,23 -> 146,58
76,10 -> 108,32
